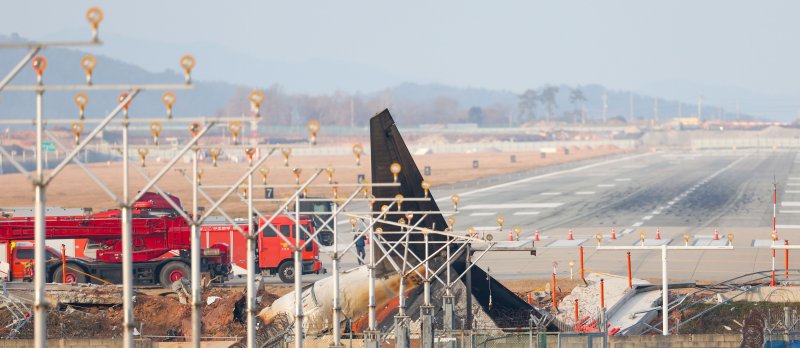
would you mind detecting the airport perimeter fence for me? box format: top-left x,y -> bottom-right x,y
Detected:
270,331 -> 608,348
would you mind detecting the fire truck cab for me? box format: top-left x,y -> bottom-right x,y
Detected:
201,215 -> 324,283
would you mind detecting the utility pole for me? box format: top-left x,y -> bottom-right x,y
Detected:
629,92 -> 634,120
350,96 -> 355,128
653,98 -> 659,123
736,101 -> 740,120
697,94 -> 703,119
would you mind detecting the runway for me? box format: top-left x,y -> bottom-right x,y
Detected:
430,149 -> 800,282
322,149 -> 800,284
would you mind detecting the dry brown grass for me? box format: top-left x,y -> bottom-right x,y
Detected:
0,145 -> 628,216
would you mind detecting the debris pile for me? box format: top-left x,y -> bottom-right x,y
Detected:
0,284 -> 280,341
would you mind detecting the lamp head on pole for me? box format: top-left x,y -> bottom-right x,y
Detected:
352,144 -> 364,166
451,194 -> 460,211
85,7 -> 104,41
80,55 -> 96,85
249,90 -> 265,118
389,162 -> 402,183
307,120 -> 321,145
179,54 -> 196,84
74,93 -> 88,120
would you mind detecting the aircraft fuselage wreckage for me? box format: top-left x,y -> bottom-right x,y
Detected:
258,109 -> 555,338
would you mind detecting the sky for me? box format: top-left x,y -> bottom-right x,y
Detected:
2,1 -> 800,116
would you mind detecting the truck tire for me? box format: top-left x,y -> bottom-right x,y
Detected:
160,261 -> 190,286
278,262 -> 295,283
52,264 -> 87,284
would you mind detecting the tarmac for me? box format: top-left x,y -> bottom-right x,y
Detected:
321,149 -> 800,285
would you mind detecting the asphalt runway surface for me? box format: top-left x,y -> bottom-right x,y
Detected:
323,149 -> 800,285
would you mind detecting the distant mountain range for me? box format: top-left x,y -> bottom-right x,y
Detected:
0,33 -> 765,125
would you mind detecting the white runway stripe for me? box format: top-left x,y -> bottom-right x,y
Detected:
513,211 -> 541,216
462,203 -> 564,210
541,192 -> 562,196
448,153 -> 653,199
782,202 -> 800,207
597,184 -> 616,188
470,212 -> 496,216
781,210 -> 800,214
615,178 -> 632,182
575,191 -> 595,195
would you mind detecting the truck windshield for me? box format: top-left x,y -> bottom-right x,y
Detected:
46,249 -> 61,260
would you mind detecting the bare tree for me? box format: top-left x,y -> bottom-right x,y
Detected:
569,87 -> 587,123
517,89 -> 539,123
539,85 -> 559,122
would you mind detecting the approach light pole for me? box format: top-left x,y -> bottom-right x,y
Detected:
594,233 -> 733,336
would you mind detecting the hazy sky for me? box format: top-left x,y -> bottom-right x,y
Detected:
3,1 -> 800,110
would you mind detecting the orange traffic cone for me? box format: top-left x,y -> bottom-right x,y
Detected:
655,228 -> 661,240
610,227 -> 617,240
508,230 -> 513,241
534,230 -> 540,241
568,229 -> 574,240
714,228 -> 719,240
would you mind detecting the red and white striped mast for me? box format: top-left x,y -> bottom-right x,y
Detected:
772,180 -> 778,286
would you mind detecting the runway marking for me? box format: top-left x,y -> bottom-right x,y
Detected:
781,210 -> 800,214
620,228 -> 634,235
541,192 -> 562,196
621,156 -> 746,234
473,226 -> 501,230
786,191 -> 800,193
752,239 -> 775,248
781,202 -> 800,207
693,238 -> 730,246
462,203 -> 564,210
789,183 -> 800,186
451,152 -> 653,198
547,239 -> 587,247
635,239 -> 672,246
575,191 -> 595,195
470,212 -> 496,217
790,177 -> 800,180
597,184 -> 616,188
513,211 -> 541,216
615,178 -> 632,182
777,224 -> 800,229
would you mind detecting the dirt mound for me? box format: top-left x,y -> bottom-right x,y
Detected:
2,286 -> 279,341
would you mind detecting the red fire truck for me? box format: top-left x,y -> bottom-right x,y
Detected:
201,215 -> 324,283
0,192 -> 232,286
0,192 -> 323,285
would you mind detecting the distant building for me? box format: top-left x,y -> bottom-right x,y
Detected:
672,117 -> 701,130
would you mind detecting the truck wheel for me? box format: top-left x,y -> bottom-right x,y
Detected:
52,265 -> 87,284
278,262 -> 295,283
160,261 -> 190,286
